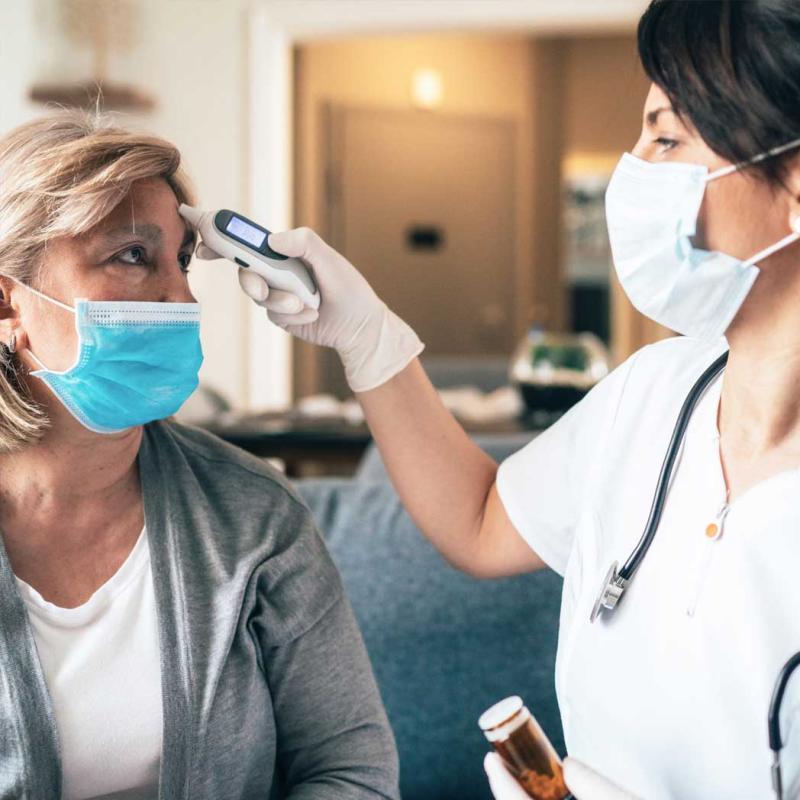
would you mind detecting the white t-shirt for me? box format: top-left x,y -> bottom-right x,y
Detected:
15,528 -> 162,800
497,335 -> 800,800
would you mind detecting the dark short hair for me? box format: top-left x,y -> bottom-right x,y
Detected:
638,0 -> 800,184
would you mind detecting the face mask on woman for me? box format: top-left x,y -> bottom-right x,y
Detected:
12,281 -> 203,434
605,137 -> 800,341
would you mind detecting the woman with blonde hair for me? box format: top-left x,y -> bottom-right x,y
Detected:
0,109 -> 398,800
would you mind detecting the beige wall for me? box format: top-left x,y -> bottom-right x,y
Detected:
563,34 -> 649,156
294,33 -> 540,395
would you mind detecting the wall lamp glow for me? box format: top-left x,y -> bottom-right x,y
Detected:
411,68 -> 443,110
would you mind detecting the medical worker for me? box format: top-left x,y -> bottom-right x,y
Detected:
227,1 -> 800,797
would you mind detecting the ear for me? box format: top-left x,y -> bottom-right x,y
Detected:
0,277 -> 27,353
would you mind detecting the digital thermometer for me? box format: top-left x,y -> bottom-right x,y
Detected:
178,204 -> 320,310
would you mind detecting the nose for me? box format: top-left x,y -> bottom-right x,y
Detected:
166,287 -> 197,304
631,132 -> 650,160
157,261 -> 197,304
162,284 -> 197,304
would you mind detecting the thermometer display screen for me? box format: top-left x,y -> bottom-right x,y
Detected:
226,216 -> 267,248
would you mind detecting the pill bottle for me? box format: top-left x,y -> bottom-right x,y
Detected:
479,695 -> 571,800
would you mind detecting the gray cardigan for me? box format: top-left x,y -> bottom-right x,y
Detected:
0,420 -> 400,799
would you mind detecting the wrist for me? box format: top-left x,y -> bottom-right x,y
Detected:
339,305 -> 424,393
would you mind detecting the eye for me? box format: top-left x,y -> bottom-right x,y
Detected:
655,136 -> 680,152
179,252 -> 192,274
115,245 -> 149,266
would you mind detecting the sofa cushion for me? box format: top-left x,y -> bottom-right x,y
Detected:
296,477 -> 564,800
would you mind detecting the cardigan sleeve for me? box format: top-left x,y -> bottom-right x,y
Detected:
248,508 -> 400,799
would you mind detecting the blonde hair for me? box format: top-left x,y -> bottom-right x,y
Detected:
0,107 -> 196,451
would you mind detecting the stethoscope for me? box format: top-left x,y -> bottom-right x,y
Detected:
589,350 -> 799,799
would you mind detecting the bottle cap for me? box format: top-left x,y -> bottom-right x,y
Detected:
479,696 -> 522,731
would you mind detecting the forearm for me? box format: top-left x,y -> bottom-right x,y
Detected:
356,357 -> 499,575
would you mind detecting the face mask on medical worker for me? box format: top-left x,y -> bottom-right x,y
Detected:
604,138 -> 800,341
11,279 -> 203,434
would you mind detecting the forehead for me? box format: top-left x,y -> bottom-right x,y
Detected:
644,83 -> 670,111
88,177 -> 193,246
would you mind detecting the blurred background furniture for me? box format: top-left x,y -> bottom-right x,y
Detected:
421,355 -> 512,393
294,435 -> 564,800
195,333 -> 610,476
204,413 -> 540,478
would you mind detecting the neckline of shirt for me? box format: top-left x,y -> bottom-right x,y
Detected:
14,527 -> 149,627
695,361 -> 800,512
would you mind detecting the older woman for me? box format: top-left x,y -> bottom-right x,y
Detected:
233,1 -> 800,798
0,111 -> 398,800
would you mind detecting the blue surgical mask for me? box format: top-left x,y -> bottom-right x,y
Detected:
605,138 -> 800,341
18,283 -> 203,434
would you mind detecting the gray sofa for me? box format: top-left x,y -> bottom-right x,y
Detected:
294,433 -> 565,800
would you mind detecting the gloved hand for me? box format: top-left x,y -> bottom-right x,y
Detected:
197,227 -> 424,393
484,752 -> 642,800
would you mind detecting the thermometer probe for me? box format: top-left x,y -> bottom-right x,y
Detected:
179,204 -> 320,310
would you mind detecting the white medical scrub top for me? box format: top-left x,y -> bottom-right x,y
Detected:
497,335 -> 799,800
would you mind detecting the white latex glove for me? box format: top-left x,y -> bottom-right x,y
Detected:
484,752 -> 642,800
197,226 -> 424,393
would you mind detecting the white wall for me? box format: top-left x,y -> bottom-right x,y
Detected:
259,0 -> 646,40
0,3 -> 40,138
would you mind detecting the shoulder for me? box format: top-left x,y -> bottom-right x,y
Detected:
146,418 -> 306,508
141,420 -> 342,643
614,335 -> 727,423
140,419 -> 320,562
627,335 -> 727,384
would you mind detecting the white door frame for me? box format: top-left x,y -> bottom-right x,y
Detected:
245,5 -> 294,410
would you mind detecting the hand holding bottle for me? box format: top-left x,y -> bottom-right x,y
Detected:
484,753 -> 641,800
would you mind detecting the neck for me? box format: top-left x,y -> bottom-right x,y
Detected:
0,388 -> 142,514
722,258 -> 800,454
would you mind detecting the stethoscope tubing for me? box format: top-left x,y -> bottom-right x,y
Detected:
617,351 -> 729,583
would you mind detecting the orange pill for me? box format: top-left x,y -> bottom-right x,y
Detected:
705,523 -> 718,539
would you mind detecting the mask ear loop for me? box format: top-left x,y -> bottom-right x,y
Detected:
740,227 -> 800,268
707,136 -> 800,182
11,279 -> 76,314
0,276 -> 76,371
703,139 -> 800,267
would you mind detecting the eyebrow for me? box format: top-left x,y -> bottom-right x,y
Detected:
645,106 -> 677,126
96,223 -> 196,250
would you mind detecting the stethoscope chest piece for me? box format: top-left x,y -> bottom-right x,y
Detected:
590,561 -> 628,623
